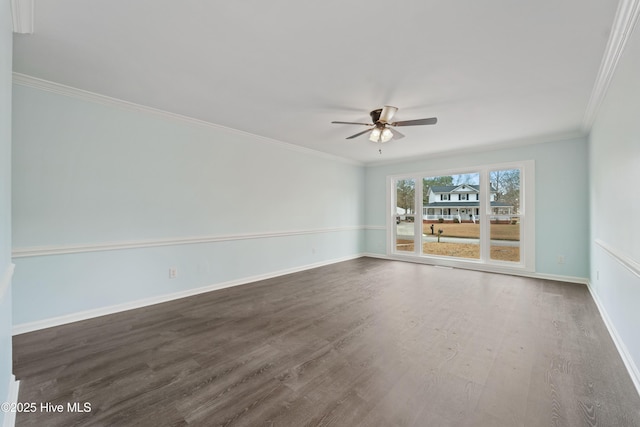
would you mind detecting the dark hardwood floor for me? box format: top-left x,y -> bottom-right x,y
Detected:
12,257 -> 640,426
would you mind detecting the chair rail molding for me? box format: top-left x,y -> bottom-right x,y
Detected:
12,226 -> 365,258
595,239 -> 640,279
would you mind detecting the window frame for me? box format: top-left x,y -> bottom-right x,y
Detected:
387,160 -> 535,273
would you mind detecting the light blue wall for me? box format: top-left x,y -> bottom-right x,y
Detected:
12,84 -> 365,325
589,21 -> 640,383
0,0 -> 13,421
364,137 -> 590,279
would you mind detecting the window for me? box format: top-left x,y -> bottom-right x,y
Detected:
423,172 -> 480,259
489,168 -> 521,263
394,178 -> 416,252
389,161 -> 534,272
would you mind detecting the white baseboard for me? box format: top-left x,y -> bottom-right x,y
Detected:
11,254 -> 637,403
11,253 -> 592,335
526,271 -> 590,285
361,252 -> 589,285
12,254 -> 363,335
586,280 -> 640,398
2,376 -> 20,427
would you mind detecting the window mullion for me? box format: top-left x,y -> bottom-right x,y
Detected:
480,169 -> 490,262
415,177 -> 423,255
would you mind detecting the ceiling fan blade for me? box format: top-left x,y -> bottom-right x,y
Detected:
346,128 -> 374,139
392,117 -> 438,126
379,106 -> 398,123
331,121 -> 372,126
389,127 -> 405,140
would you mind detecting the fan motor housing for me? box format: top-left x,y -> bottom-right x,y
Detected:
370,109 -> 383,123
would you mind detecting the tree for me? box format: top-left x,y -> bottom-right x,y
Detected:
452,174 -> 478,186
490,169 -> 520,213
396,179 -> 415,214
423,176 -> 454,203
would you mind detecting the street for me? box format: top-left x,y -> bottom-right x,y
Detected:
396,222 -> 519,247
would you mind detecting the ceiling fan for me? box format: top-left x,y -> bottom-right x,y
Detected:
331,106 -> 437,143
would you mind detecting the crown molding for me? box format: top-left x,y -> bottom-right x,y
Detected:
364,130 -> 586,168
11,0 -> 34,34
12,73 -> 363,167
582,0 -> 640,132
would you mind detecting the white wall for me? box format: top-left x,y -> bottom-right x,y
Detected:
11,83 -> 365,327
0,0 -> 13,423
364,137 -> 590,280
589,21 -> 640,389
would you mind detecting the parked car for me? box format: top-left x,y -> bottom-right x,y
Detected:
397,215 -> 414,223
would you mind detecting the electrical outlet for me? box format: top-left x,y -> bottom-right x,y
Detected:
557,255 -> 565,265
169,267 -> 177,279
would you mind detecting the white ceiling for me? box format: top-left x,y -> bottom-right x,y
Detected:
13,0 -> 620,164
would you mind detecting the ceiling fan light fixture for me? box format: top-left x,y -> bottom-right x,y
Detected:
369,127 -> 382,142
381,128 -> 393,143
368,126 -> 394,143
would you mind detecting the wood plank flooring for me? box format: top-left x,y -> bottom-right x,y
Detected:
12,257 -> 640,426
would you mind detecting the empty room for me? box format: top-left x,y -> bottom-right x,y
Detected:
1,0 -> 640,426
